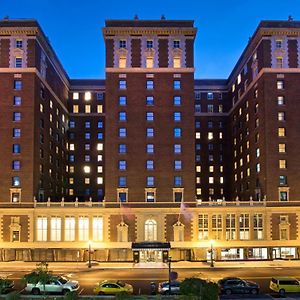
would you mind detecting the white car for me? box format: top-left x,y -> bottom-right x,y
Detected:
25,276 -> 79,295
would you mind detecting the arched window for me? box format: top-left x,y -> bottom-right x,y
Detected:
145,219 -> 157,241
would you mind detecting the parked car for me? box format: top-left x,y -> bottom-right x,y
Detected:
24,275 -> 79,295
158,281 -> 181,295
0,278 -> 14,294
93,280 -> 133,295
218,277 -> 259,295
270,277 -> 300,296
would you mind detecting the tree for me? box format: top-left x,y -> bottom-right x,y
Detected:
23,262 -> 54,296
0,277 -> 14,294
180,277 -> 219,300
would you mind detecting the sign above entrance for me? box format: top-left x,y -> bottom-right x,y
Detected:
132,241 -> 171,250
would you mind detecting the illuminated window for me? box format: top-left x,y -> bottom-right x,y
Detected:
37,217 -> 47,241
198,214 -> 208,240
277,96 -> 285,105
226,214 -> 236,240
277,80 -> 284,90
78,216 -> 89,241
278,127 -> 286,137
97,143 -> 103,151
97,177 -> 103,184
174,128 -> 181,138
73,92 -> 79,100
50,217 -> 61,241
65,217 -> 75,241
97,105 -> 103,113
237,74 -> 241,84
239,214 -> 250,240
85,105 -> 91,113
93,216 -> 103,241
146,96 -> 154,106
276,57 -> 283,68
73,105 -> 79,113
278,143 -> 286,153
145,219 -> 157,241
174,144 -> 181,154
173,80 -> 180,90
278,112 -> 285,121
279,160 -> 286,169
119,128 -> 127,138
174,160 -> 182,170
174,112 -> 181,122
119,96 -> 126,106
83,166 -> 91,173
146,80 -> 154,90
196,132 -> 201,139
208,132 -> 213,140
146,57 -> 154,68
209,177 -> 214,184
69,144 -> 75,151
119,57 -> 126,68
119,111 -> 126,121
85,92 -> 91,100
174,96 -> 181,106
173,57 -> 181,68
256,163 -> 260,173
119,80 -> 126,90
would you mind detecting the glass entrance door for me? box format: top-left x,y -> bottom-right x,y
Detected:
139,250 -> 163,262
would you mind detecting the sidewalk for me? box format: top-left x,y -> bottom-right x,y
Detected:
0,259 -> 300,272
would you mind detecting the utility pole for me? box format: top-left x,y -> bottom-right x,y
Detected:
168,256 -> 172,294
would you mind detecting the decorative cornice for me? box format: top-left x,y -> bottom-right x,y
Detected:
103,27 -> 196,37
0,27 -> 38,36
106,67 -> 194,73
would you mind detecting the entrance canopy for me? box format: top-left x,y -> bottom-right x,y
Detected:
132,241 -> 170,251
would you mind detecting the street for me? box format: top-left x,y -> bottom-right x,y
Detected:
2,265 -> 300,298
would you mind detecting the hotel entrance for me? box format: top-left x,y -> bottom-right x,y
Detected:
132,242 -> 170,263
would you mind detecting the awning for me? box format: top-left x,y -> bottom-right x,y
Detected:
132,241 -> 171,251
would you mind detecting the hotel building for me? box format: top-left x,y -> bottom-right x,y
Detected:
0,18 -> 300,262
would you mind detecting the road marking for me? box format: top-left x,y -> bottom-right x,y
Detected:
78,288 -> 84,295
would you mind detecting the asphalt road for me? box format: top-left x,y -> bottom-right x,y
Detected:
3,267 -> 300,299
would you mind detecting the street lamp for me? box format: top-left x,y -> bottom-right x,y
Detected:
210,240 -> 215,267
88,240 -> 92,268
168,256 -> 172,295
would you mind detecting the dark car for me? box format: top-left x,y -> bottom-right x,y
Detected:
218,277 -> 259,295
158,281 -> 180,295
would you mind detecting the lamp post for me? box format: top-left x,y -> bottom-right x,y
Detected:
168,256 -> 172,295
88,240 -> 92,268
210,240 -> 214,267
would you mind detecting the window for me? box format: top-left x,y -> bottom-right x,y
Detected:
93,216 -> 103,242
195,104 -> 201,112
118,176 -> 126,187
146,128 -> 154,138
195,121 -> 201,128
212,214 -> 222,240
13,112 -> 21,122
207,104 -> 214,112
119,40 -> 126,48
119,128 -> 127,138
278,127 -> 286,137
278,112 -> 285,121
276,39 -> 283,49
83,166 -> 91,173
173,96 -> 181,106
119,111 -> 126,121
119,160 -> 126,170
146,160 -> 154,170
226,214 -> 236,240
96,92 -> 104,100
119,144 -> 126,154
279,143 -> 286,153
207,92 -> 213,100
279,175 -> 287,185
119,57 -> 126,68
118,191 -> 127,202
119,96 -> 127,106
147,176 -> 154,187
173,57 -> 181,68
239,214 -> 250,240
12,144 -> 21,154
16,39 -> 23,48
73,92 -> 79,100
256,163 -> 260,173
78,216 -> 89,241
146,96 -> 154,106
173,80 -> 180,90
12,176 -> 20,186
174,144 -> 181,154
85,105 -> 91,113
97,121 -> 103,128
198,214 -> 209,240
146,57 -> 154,68
277,96 -> 285,105
119,80 -> 126,90
37,217 -> 47,241
85,155 -> 90,162
146,80 -> 154,90
174,112 -> 181,122
277,80 -> 284,90
174,128 -> 181,138
65,217 -> 75,241
85,132 -> 91,140
253,214 -> 263,240
146,112 -> 154,121
12,160 -> 21,170
84,143 -> 90,151
279,159 -> 286,169
280,191 -> 288,201
50,217 -> 61,241
14,80 -> 22,90
73,105 -> 79,113
146,144 -> 154,154
13,96 -> 21,106
145,219 -> 157,241
85,121 -> 91,128
146,40 -> 153,48
15,57 -> 22,68
174,176 -> 182,187
276,57 -> 283,68
173,40 -> 180,48
146,191 -> 155,202
174,160 -> 182,170
208,132 -> 213,140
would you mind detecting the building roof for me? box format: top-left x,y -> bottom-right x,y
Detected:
195,79 -> 228,86
0,18 -> 39,28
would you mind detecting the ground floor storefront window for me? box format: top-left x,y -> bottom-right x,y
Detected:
272,247 -> 296,259
248,248 -> 268,259
220,248 -> 244,260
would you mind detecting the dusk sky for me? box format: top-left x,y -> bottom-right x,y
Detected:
2,0 -> 299,79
